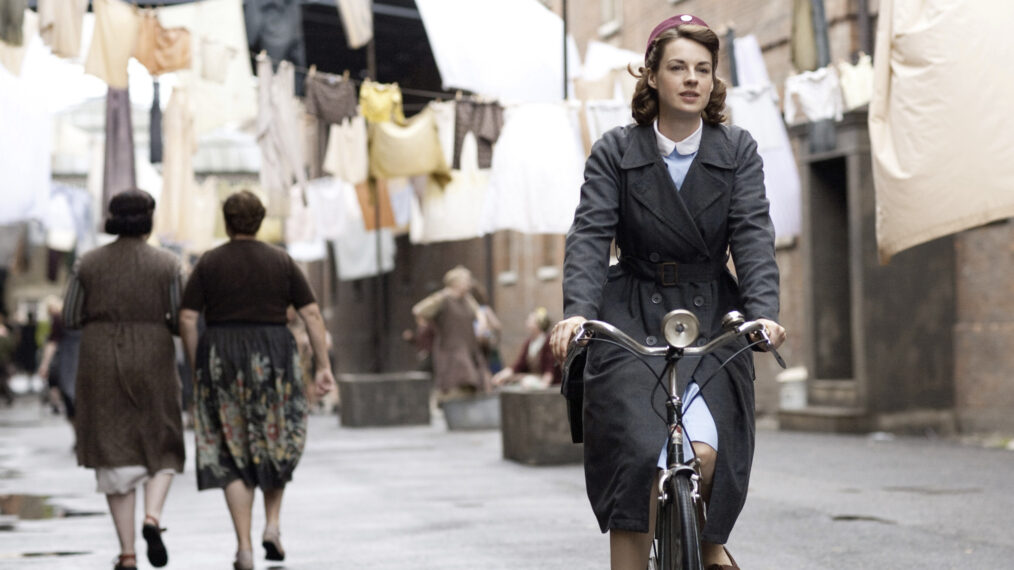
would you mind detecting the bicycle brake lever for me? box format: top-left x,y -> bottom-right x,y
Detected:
759,330 -> 787,369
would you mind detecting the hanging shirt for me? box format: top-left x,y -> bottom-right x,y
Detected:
84,0 -> 140,89
256,53 -> 307,218
244,0 -> 305,94
368,107 -> 450,185
304,176 -> 351,241
427,100 -> 456,168
783,66 -> 844,124
654,119 -> 701,191
359,79 -> 406,124
154,85 -> 196,243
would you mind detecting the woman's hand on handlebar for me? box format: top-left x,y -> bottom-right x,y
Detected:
752,318 -> 786,350
550,316 -> 588,362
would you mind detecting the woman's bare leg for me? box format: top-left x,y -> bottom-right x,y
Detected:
223,479 -> 255,552
142,472 -> 173,523
106,490 -> 137,556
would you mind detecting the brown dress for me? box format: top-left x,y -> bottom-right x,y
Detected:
416,292 -> 488,393
64,237 -> 185,475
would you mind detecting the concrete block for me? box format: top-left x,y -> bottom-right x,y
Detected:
442,393 -> 500,430
338,371 -> 432,427
500,387 -> 583,465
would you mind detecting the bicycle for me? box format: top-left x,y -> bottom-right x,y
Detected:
568,309 -> 785,570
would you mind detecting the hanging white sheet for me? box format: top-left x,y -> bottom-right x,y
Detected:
870,0 -> 1014,261
480,102 -> 584,235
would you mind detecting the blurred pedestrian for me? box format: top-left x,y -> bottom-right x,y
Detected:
179,190 -> 335,570
470,282 -> 503,375
492,307 -> 561,389
12,309 -> 38,377
64,189 -> 184,570
550,14 -> 785,570
36,296 -> 81,444
412,265 -> 490,401
0,311 -> 14,405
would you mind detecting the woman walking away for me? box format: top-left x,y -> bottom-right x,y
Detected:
64,189 -> 184,570
550,14 -> 786,570
179,190 -> 335,570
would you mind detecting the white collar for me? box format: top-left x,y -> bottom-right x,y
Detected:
654,119 -> 703,157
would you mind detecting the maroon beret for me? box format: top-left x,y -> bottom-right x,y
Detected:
645,14 -> 710,60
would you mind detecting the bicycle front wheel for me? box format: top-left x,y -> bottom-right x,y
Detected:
654,474 -> 703,570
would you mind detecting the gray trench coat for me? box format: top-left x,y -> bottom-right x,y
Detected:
563,121 -> 779,544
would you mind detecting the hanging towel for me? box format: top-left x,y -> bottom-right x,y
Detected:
322,114 -> 368,184
359,79 -> 406,124
304,176 -> 351,241
199,36 -> 236,84
38,0 -> 87,59
84,0 -> 140,89
285,184 -> 327,262
354,179 -> 396,231
427,100 -> 456,169
411,132 -> 489,244
134,10 -> 191,76
154,86 -> 196,242
333,181 -> 395,281
336,0 -> 373,49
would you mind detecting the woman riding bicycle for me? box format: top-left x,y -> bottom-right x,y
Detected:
550,14 -> 786,570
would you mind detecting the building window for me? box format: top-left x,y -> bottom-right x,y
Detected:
598,0 -> 622,38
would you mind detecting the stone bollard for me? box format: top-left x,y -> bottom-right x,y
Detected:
499,386 -> 583,465
337,371 -> 432,427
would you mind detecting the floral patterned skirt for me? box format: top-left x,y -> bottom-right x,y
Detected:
194,324 -> 308,491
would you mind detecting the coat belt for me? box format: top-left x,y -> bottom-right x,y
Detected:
620,256 -> 725,287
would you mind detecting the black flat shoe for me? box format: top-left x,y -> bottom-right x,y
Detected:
262,525 -> 285,561
142,519 -> 168,567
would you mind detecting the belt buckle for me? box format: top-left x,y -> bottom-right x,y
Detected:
658,262 -> 678,286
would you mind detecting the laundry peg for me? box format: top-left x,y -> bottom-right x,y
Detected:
309,64 -> 317,76
342,69 -> 350,80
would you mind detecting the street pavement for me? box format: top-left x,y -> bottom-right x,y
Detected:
2,392 -> 1014,569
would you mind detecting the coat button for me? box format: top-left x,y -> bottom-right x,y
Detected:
646,335 -> 658,346
650,293 -> 662,304
649,252 -> 660,262
693,296 -> 705,307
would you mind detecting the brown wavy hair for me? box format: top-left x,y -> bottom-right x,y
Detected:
630,25 -> 727,126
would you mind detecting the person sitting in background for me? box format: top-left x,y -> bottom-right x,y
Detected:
0,312 -> 14,405
491,307 -> 561,389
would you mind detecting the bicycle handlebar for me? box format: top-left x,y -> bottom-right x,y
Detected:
573,310 -> 783,366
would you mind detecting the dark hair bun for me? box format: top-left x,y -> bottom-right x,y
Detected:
106,189 -> 155,236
